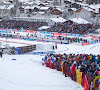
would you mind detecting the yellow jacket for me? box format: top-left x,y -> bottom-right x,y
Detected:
93,75 -> 100,87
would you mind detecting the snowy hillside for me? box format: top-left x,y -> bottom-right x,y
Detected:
0,37 -> 100,55
55,43 -> 100,55
0,55 -> 83,90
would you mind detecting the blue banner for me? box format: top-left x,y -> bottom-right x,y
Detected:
3,29 -> 7,31
39,31 -> 53,38
68,33 -> 72,36
12,29 -> 15,32
39,31 -> 52,34
33,52 -> 43,55
89,41 -> 97,44
33,51 -> 55,55
0,31 -> 10,33
19,30 -> 22,32
79,35 -> 84,37
68,33 -> 84,37
14,48 -> 20,54
43,51 -> 55,54
23,38 -> 36,41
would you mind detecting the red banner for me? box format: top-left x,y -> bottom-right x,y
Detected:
52,32 -> 67,38
14,30 -> 18,32
91,36 -> 100,39
84,35 -> 91,37
84,35 -> 100,39
6,29 -> 11,31
82,42 -> 89,46
25,30 -> 31,33
25,30 -> 37,37
0,28 -> 3,30
25,30 -> 37,33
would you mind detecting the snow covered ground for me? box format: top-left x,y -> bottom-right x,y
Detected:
55,42 -> 100,55
0,55 -> 84,90
0,37 -> 100,90
0,37 -> 100,55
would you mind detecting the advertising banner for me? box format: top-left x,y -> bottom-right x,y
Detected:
68,34 -> 84,37
33,52 -> 43,55
14,30 -> 18,32
91,36 -> 100,39
0,31 -> 10,33
79,35 -> 84,37
14,48 -> 20,54
52,32 -> 60,38
89,41 -> 97,44
82,42 -> 89,46
52,32 -> 67,38
84,35 -> 91,37
71,34 -> 80,37
84,35 -> 100,39
37,31 -> 52,38
6,29 -> 11,31
0,28 -> 3,30
33,51 -> 55,55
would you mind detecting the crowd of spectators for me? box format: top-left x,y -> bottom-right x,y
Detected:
0,20 -> 47,30
0,19 -> 99,45
43,53 -> 100,90
58,36 -> 90,43
45,20 -> 96,34
0,20 -> 97,35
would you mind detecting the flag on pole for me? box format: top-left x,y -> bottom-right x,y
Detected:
84,75 -> 89,90
51,58 -> 54,63
42,58 -> 44,66
76,69 -> 82,84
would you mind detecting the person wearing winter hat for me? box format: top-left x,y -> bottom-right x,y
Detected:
95,71 -> 99,75
93,70 -> 100,90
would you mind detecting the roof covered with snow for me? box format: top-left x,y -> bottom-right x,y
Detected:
0,4 -> 14,10
83,7 -> 94,12
96,28 -> 100,34
24,6 -> 31,9
39,7 -> 49,10
89,4 -> 100,13
89,4 -> 100,9
70,18 -> 89,24
51,17 -> 67,23
38,12 -> 45,14
7,4 -> 14,9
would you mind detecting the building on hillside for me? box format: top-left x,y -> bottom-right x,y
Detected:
50,8 -> 62,15
12,0 -> 21,16
0,2 -> 14,18
38,3 -> 46,7
69,3 -> 82,9
89,4 -> 100,14
22,1 -> 38,6
75,8 -> 93,20
67,8 -> 77,15
12,16 -> 49,22
19,6 -> 24,14
82,0 -> 100,4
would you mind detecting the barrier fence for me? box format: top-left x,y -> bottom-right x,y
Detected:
0,28 -> 99,38
0,28 -> 100,46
